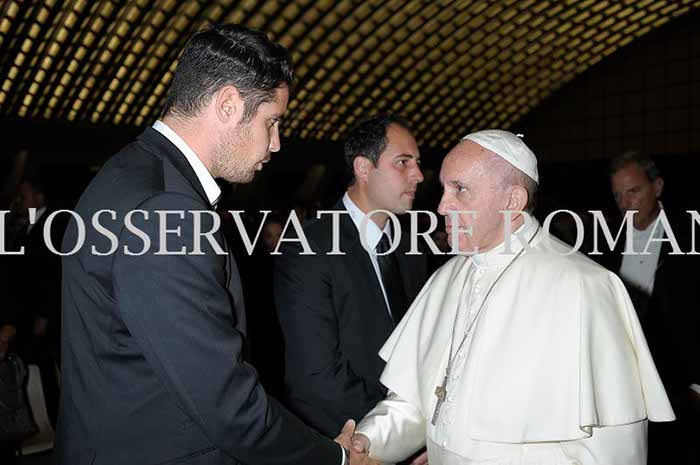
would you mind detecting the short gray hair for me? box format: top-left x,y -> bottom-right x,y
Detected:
609,151 -> 660,182
483,150 -> 538,213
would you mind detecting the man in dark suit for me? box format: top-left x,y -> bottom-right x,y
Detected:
274,115 -> 428,442
56,24 -> 371,465
606,151 -> 699,465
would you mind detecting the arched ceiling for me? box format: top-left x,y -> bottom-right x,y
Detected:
1,0 -> 698,149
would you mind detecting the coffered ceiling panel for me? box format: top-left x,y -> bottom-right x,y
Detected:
0,0 -> 698,148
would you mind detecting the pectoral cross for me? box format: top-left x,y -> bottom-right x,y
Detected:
431,374 -> 449,425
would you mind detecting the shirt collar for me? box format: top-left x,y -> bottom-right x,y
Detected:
26,206 -> 47,234
342,192 -> 391,249
153,120 -> 222,208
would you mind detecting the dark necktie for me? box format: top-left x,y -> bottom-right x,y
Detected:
376,233 -> 408,323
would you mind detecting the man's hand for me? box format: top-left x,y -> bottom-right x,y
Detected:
335,421 -> 382,464
334,419 -> 356,449
0,324 -> 17,360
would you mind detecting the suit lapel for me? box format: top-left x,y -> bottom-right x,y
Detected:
656,235 -> 672,273
336,200 -> 395,327
139,127 -> 246,327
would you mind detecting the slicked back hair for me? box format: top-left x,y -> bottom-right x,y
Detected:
343,114 -> 412,184
161,23 -> 293,123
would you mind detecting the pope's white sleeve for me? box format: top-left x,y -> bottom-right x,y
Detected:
355,390 -> 426,464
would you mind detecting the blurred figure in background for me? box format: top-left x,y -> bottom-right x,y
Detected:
5,173 -> 63,427
607,151 -> 699,465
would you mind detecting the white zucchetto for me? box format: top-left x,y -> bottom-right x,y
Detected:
462,129 -> 539,184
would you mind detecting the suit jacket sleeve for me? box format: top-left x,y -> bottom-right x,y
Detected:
275,240 -> 385,436
112,193 -> 339,465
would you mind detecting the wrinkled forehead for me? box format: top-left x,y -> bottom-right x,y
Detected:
440,140 -> 494,179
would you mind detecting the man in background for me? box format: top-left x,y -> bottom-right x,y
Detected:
275,114 -> 428,446
608,151 -> 699,465
5,174 -> 63,426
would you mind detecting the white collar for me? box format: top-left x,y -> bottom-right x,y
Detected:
27,206 -> 47,234
470,214 -> 540,269
153,120 -> 222,208
342,192 -> 391,249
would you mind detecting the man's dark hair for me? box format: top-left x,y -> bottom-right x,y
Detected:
162,23 -> 293,123
609,151 -> 661,182
343,114 -> 412,184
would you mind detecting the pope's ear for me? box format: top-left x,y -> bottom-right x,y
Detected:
508,185 -> 528,212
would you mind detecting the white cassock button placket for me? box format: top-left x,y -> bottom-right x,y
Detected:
433,261 -> 502,452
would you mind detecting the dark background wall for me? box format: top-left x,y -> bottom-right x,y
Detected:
515,9 -> 700,216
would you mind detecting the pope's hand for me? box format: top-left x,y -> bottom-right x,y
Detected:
335,424 -> 381,464
348,447 -> 382,465
349,434 -> 381,465
410,450 -> 429,465
351,433 -> 370,455
349,434 -> 382,465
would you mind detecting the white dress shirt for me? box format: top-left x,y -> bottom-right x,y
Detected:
152,120 -> 221,208
619,208 -> 665,297
26,206 -> 47,234
342,192 -> 394,319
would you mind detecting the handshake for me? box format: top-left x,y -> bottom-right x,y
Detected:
334,419 -> 380,465
333,420 -> 428,465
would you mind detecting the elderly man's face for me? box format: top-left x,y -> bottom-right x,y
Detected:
610,162 -> 663,231
437,141 -> 511,254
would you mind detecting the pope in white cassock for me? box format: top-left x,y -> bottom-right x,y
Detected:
349,130 -> 675,465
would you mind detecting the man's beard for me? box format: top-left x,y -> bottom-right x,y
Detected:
211,124 -> 256,184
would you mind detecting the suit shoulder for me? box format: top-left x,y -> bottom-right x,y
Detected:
298,213 -> 344,249
77,140 -> 166,212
